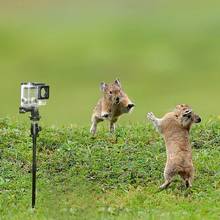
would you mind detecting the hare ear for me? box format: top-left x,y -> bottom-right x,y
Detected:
175,110 -> 181,118
100,82 -> 108,92
114,79 -> 121,87
175,104 -> 181,110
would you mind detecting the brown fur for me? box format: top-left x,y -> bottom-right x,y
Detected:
147,104 -> 201,189
90,79 -> 134,135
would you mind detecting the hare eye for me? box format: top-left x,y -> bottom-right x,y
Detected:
109,91 -> 112,94
183,113 -> 191,119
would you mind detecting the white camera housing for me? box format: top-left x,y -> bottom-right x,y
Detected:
20,82 -> 49,110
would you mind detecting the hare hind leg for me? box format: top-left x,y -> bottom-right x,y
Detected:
160,166 -> 176,190
90,116 -> 103,135
109,118 -> 118,133
179,170 -> 194,188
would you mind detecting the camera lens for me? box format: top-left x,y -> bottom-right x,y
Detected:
40,88 -> 47,98
38,85 -> 49,100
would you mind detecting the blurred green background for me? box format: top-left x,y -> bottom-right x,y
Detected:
0,1 -> 220,126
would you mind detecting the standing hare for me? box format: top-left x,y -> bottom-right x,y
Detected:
147,104 -> 201,189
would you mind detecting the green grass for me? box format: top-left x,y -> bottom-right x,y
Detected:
1,117 -> 220,219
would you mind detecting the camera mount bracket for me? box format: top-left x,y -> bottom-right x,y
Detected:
30,108 -> 41,208
20,107 -> 42,208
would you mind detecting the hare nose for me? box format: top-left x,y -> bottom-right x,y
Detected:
116,97 -> 120,103
127,104 -> 135,109
196,117 -> 201,123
